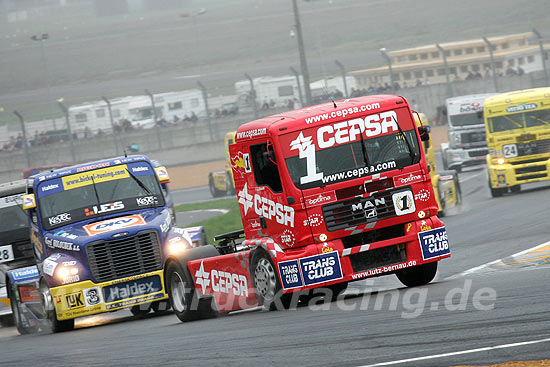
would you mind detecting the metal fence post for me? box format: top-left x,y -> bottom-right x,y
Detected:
102,96 -> 119,155
57,102 -> 76,163
197,81 -> 214,141
13,110 -> 31,168
436,44 -> 453,97
334,60 -> 348,97
533,28 -> 549,87
482,37 -> 499,92
244,73 -> 259,119
289,66 -> 305,107
145,89 -> 162,150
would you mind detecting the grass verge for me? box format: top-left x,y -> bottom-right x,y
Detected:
175,198 -> 243,243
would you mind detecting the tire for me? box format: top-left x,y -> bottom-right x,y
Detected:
327,282 -> 348,301
226,172 -> 236,195
510,185 -> 521,193
489,182 -> 505,198
250,251 -> 292,311
208,174 -> 224,198
40,279 -> 74,333
0,314 -> 14,327
151,300 -> 171,313
166,261 -> 216,322
396,261 -> 438,287
10,283 -> 39,334
130,304 -> 151,316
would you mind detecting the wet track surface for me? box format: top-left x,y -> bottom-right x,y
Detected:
2,167 -> 550,366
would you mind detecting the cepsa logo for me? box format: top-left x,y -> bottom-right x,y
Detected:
193,261 -> 248,297
83,214 -> 146,236
394,171 -> 423,187
312,111 -> 399,150
237,183 -> 295,227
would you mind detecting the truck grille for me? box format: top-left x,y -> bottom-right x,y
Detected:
461,131 -> 486,144
468,149 -> 489,157
86,230 -> 162,283
349,244 -> 407,273
341,223 -> 405,249
517,139 -> 550,157
515,165 -> 547,175
322,189 -> 397,232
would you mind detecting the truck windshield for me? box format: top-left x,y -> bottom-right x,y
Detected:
0,195 -> 28,232
488,108 -> 550,133
282,108 -> 421,190
449,112 -> 484,126
36,161 -> 165,230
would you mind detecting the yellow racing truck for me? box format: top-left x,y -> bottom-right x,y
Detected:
208,132 -> 237,197
484,87 -> 550,197
415,113 -> 461,216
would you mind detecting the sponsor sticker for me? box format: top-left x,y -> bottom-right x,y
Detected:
302,191 -> 336,208
414,189 -> 430,202
48,212 -> 71,226
393,170 -> 423,187
237,183 -> 294,227
299,251 -> 343,286
65,291 -> 85,309
84,201 -> 124,217
10,266 -> 39,281
103,275 -> 162,304
418,227 -> 450,260
83,286 -> 103,307
278,259 -> 303,289
136,196 -> 158,207
392,190 -> 416,216
83,214 -> 146,236
42,257 -> 58,276
193,261 -> 248,297
37,178 -> 64,197
62,165 -> 129,190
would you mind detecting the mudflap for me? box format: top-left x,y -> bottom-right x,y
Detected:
7,266 -> 48,333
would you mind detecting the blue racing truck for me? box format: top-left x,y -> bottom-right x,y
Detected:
6,155 -> 205,333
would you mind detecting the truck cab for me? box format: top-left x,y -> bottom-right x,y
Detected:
484,87 -> 550,197
165,95 -> 451,321
0,180 -> 35,326
7,155 -> 204,333
441,94 -> 496,172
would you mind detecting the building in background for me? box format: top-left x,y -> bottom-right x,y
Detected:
351,32 -> 550,89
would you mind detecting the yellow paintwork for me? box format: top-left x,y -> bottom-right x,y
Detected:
211,131 -> 237,192
414,113 -> 459,212
484,87 -> 550,189
50,270 -> 168,321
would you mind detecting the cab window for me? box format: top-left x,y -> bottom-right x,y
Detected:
250,142 -> 282,193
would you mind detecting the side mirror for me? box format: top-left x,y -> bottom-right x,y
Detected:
22,194 -> 36,210
155,166 -> 170,184
418,126 -> 431,142
441,107 -> 448,117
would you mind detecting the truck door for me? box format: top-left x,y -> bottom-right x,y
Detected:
229,139 -> 306,249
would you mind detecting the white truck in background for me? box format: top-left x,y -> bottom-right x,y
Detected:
441,93 -> 496,172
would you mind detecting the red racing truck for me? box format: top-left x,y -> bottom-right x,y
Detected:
166,95 -> 450,319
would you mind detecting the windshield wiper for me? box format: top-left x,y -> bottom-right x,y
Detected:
90,174 -> 101,208
392,116 -> 417,165
125,168 -> 153,198
358,127 -> 371,168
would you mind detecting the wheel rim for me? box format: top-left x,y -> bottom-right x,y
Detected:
254,258 -> 277,300
40,281 -> 53,314
170,271 -> 186,313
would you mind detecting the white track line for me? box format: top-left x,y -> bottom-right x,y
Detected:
357,337 -> 550,367
459,171 -> 484,183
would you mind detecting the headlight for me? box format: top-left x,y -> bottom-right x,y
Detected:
497,158 -> 505,165
56,266 -> 80,284
168,237 -> 189,254
450,132 -> 462,144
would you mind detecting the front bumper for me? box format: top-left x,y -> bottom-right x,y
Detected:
50,270 -> 168,320
276,217 -> 450,292
488,155 -> 550,188
446,147 -> 488,168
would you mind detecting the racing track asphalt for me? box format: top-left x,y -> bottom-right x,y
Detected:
1,167 -> 550,367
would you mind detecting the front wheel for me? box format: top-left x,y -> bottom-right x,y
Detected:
489,185 -> 506,198
208,174 -> 224,198
250,251 -> 292,310
396,262 -> 438,287
166,261 -> 216,322
40,280 -> 74,333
